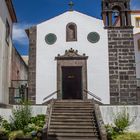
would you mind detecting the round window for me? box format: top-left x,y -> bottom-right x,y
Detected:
45,33 -> 57,45
87,32 -> 100,43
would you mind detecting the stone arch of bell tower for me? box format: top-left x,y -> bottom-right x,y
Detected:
102,0 -> 131,27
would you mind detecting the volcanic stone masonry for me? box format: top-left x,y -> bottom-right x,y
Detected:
108,27 -> 138,104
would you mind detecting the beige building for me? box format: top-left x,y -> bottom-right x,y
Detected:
9,47 -> 28,104
0,0 -> 17,104
131,11 -> 140,86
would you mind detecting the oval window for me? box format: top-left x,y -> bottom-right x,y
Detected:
45,33 -> 57,45
87,32 -> 100,43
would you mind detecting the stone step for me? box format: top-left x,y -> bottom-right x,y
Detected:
51,118 -> 96,122
55,100 -> 93,103
50,121 -> 94,125
47,100 -> 100,140
54,102 -> 94,105
54,101 -> 94,104
48,132 -> 98,137
48,136 -> 99,140
51,115 -> 94,119
53,107 -> 93,109
52,112 -> 92,116
52,109 -> 93,113
49,129 -> 98,133
53,105 -> 94,108
49,125 -> 97,129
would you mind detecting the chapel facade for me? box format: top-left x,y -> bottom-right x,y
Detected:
27,0 -> 139,105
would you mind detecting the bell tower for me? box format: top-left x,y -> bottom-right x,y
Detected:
102,0 -> 138,104
102,0 -> 131,27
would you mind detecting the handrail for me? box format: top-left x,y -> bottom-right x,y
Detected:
83,89 -> 102,102
47,99 -> 54,134
43,90 -> 60,101
44,99 -> 54,139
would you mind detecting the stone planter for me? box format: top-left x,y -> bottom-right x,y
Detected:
15,137 -> 32,140
0,136 -> 8,140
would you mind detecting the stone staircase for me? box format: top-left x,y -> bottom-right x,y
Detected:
46,100 -> 106,140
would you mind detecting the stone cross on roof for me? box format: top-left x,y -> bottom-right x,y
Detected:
68,1 -> 74,11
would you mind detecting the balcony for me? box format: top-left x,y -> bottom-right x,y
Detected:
9,80 -> 28,104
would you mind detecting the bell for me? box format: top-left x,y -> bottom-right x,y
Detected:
113,10 -> 119,17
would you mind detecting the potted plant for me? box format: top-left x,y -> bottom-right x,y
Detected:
0,128 -> 8,140
9,130 -> 32,140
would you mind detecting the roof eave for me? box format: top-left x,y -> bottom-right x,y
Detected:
131,10 -> 140,14
5,0 -> 17,22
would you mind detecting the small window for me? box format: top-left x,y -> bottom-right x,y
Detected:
136,17 -> 140,28
66,23 -> 77,42
138,39 -> 140,51
5,20 -> 10,44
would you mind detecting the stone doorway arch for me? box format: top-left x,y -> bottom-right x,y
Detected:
55,48 -> 88,100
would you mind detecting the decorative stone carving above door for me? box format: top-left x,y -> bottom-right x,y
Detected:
55,48 -> 88,100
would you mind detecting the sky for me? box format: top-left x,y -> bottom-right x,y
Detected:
12,0 -> 140,55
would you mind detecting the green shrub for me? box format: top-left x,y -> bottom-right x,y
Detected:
113,109 -> 134,133
0,128 -> 9,137
1,119 -> 12,132
10,102 -> 32,130
105,108 -> 136,140
0,102 -> 46,139
0,115 -> 3,126
30,114 -> 46,128
115,132 -> 140,140
9,130 -> 24,140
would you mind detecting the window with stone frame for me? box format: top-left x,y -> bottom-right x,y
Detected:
66,23 -> 77,42
136,17 -> 140,28
138,39 -> 140,51
5,20 -> 10,44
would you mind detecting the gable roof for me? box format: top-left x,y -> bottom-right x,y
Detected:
37,10 -> 102,26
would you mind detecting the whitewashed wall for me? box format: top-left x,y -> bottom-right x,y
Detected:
0,106 -> 47,121
0,0 -> 13,104
36,11 -> 109,104
1,105 -> 140,132
100,105 -> 140,132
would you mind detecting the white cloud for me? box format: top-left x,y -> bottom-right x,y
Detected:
12,23 -> 34,45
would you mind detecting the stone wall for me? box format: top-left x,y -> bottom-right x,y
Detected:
108,27 -> 138,104
28,26 -> 36,104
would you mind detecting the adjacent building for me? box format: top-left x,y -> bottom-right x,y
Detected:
0,0 -> 17,104
131,11 -> 140,85
0,0 -> 28,105
9,47 -> 28,104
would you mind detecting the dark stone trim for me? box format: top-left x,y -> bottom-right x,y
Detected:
55,57 -> 88,60
56,49 -> 88,100
104,26 -> 134,29
28,26 -> 37,104
66,22 -> 77,42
